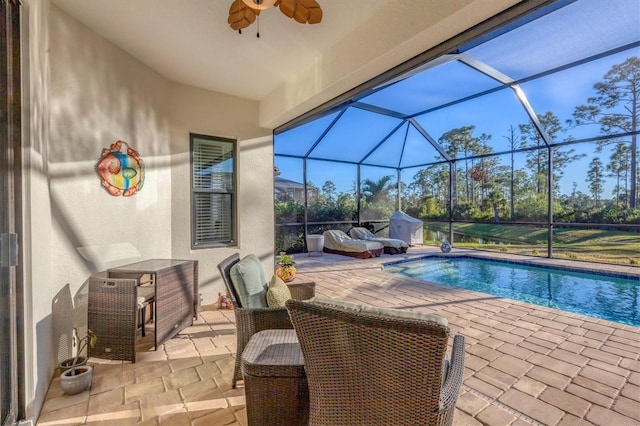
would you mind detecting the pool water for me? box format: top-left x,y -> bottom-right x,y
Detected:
385,256 -> 640,327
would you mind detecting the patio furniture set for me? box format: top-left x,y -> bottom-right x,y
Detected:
218,253 -> 466,426
87,259 -> 199,362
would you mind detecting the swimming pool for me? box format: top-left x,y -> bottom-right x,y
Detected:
385,256 -> 640,327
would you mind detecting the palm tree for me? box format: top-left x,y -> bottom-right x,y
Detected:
361,175 -> 394,200
360,175 -> 396,220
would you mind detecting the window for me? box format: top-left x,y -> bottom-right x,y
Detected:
191,134 -> 236,248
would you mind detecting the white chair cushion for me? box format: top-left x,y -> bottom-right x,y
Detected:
229,254 -> 268,308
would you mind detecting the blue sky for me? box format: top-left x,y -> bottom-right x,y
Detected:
275,0 -> 640,198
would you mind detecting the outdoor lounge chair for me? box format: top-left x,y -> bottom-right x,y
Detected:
286,297 -> 466,426
349,226 -> 409,254
217,253 -> 315,388
322,229 -> 384,258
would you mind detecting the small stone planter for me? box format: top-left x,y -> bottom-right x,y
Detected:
60,365 -> 93,395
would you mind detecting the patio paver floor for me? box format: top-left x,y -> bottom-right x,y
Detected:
37,248 -> 640,425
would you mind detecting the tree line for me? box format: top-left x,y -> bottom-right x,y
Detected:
276,56 -> 640,226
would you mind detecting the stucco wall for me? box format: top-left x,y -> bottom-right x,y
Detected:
168,83 -> 272,307
24,2 -> 173,418
24,0 -> 53,418
23,2 -> 272,421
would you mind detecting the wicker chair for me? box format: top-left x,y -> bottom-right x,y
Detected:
88,273 -> 139,362
217,253 -> 316,388
285,299 -> 466,426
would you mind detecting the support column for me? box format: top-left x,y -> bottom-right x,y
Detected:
449,161 -> 455,245
396,168 -> 401,211
547,147 -> 553,258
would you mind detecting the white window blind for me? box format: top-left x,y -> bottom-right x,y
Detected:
191,135 -> 236,247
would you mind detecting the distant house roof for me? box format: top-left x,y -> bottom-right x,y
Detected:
275,176 -> 305,192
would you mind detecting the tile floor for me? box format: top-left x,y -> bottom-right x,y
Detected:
37,248 -> 640,425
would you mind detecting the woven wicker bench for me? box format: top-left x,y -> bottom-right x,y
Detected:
241,329 -> 309,425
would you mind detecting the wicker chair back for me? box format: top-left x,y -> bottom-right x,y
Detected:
286,299 -> 466,426
217,253 -> 242,307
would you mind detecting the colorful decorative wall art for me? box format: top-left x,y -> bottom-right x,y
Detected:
96,140 -> 145,197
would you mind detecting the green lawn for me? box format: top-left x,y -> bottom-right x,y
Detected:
423,222 -> 640,266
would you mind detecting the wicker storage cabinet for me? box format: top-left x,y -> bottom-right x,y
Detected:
88,259 -> 197,362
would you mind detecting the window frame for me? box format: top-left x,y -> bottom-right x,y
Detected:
190,133 -> 237,249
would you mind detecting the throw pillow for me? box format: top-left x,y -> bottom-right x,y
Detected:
266,274 -> 292,307
229,254 -> 268,308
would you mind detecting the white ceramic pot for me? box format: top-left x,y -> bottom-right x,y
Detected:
306,234 -> 324,256
60,365 -> 93,395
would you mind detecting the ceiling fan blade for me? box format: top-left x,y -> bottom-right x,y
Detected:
276,0 -> 322,25
228,0 -> 260,30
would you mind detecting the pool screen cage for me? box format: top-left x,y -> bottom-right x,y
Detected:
274,0 -> 640,267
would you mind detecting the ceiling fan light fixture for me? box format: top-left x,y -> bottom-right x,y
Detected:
242,0 -> 277,10
229,0 -> 322,33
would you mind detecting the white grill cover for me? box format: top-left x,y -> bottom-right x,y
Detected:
389,211 -> 423,246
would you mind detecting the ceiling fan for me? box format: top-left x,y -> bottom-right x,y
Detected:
228,0 -> 323,36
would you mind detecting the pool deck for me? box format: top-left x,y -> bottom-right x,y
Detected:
37,247 -> 640,425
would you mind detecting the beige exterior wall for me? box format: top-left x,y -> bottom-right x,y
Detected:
168,83 -> 272,307
22,2 -> 271,420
